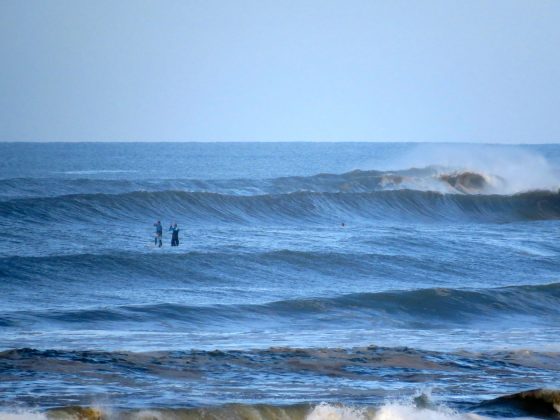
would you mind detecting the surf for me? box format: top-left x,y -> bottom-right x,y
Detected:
1,189 -> 559,225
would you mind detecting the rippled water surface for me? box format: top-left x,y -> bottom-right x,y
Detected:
1,142 -> 559,419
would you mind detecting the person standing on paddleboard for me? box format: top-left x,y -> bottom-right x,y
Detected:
153,220 -> 163,247
169,222 -> 180,247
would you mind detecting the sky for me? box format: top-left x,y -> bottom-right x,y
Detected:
0,0 -> 559,142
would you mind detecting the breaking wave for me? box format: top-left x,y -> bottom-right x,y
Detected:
0,403 -> 486,420
476,389 -> 560,418
1,166 -> 556,201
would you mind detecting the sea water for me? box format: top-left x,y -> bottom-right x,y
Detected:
0,142 -> 559,419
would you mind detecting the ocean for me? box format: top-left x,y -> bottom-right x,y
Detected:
0,142 -> 559,420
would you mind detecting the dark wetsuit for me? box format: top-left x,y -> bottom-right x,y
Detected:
154,223 -> 163,247
169,225 -> 180,247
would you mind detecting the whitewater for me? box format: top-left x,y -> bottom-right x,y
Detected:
0,142 -> 559,420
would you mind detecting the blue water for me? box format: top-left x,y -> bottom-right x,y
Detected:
1,142 -> 559,419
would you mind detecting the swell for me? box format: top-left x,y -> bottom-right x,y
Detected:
0,177 -> 270,200
2,346 -> 559,379
2,280 -> 559,329
1,189 -> 560,224
0,167 -> 484,200
0,250 -> 398,284
0,165 -> 549,200
1,249 -> 556,301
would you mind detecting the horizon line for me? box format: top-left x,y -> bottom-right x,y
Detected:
1,140 -> 559,145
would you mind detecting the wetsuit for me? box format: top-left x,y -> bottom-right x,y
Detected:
169,226 -> 180,246
154,223 -> 163,247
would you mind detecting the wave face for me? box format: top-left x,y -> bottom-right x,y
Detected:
2,189 -> 560,225
1,281 -> 559,331
0,165 -> 556,200
477,389 -> 560,418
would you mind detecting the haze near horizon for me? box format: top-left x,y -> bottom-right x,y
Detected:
1,1 -> 559,143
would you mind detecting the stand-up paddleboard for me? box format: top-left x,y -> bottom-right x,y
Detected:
151,232 -> 163,249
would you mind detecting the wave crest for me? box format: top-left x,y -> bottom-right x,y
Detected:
1,165 -> 557,201
2,189 -> 559,224
3,282 -> 558,329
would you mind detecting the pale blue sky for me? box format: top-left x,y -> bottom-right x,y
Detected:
1,1 -> 559,142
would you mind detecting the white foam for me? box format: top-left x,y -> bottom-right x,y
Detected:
385,144 -> 560,194
0,412 -> 47,420
307,403 -> 370,420
305,403 -> 491,420
373,404 -> 485,420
